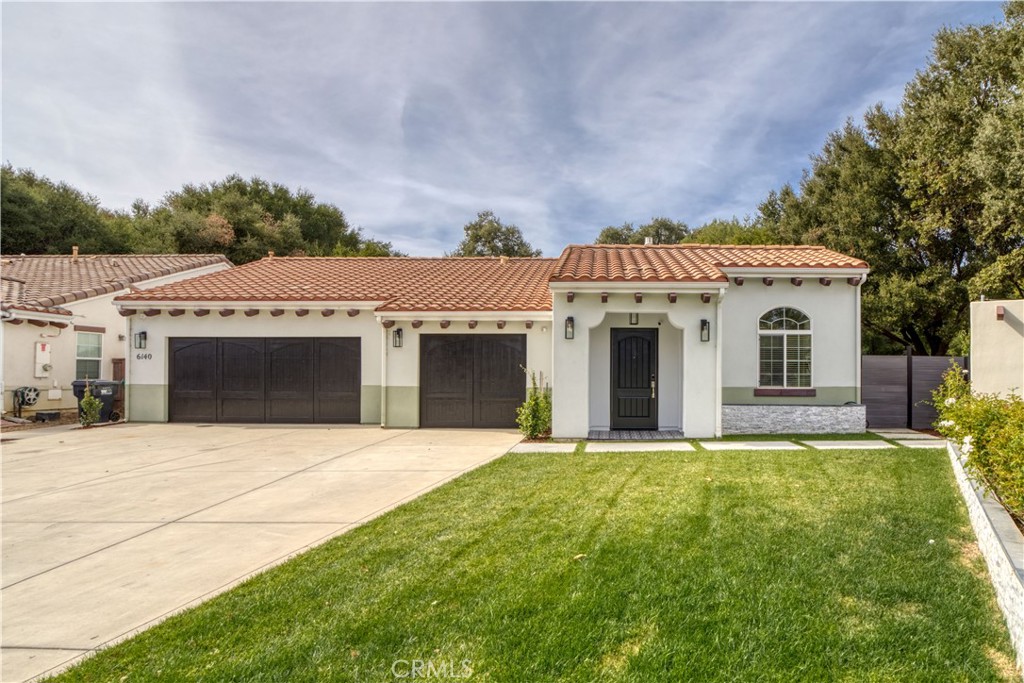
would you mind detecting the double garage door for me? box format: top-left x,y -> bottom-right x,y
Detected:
420,334 -> 526,428
169,338 -> 360,423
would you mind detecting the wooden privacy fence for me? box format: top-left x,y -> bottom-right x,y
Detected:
862,353 -> 967,430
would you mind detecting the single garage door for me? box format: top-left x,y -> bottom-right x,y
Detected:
420,334 -> 526,428
169,337 -> 360,423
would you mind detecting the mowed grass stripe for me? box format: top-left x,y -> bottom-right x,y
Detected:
54,449 -> 1018,682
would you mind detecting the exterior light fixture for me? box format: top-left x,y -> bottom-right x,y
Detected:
565,316 -> 575,340
700,319 -> 710,342
393,328 -> 403,348
629,313 -> 639,325
133,331 -> 147,349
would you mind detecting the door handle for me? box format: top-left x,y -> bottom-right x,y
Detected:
650,375 -> 656,399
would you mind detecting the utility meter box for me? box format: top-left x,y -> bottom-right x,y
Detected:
34,342 -> 52,379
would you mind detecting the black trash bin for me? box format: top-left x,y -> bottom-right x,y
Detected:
71,380 -> 122,423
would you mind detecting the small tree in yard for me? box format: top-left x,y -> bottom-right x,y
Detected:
79,382 -> 102,427
516,371 -> 551,440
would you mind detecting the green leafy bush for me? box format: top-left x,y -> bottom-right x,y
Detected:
933,365 -> 1024,521
79,384 -> 102,427
516,371 -> 551,440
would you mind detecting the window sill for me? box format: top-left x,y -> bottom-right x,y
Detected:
754,388 -> 817,397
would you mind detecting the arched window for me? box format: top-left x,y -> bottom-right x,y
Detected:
758,307 -> 811,388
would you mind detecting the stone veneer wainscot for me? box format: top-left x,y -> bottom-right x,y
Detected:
721,404 -> 866,434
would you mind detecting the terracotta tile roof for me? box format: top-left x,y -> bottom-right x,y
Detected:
1,254 -> 230,316
116,257 -> 559,313
550,244 -> 868,282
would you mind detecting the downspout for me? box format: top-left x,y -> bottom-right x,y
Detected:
715,287 -> 726,438
855,274 -> 866,404
380,319 -> 387,428
125,312 -> 132,422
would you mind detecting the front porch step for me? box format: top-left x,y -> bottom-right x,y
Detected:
587,429 -> 686,441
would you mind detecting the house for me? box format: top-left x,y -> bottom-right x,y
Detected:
113,244 -> 869,438
1,252 -> 232,419
970,298 -> 1024,398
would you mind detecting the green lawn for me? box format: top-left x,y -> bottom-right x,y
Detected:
54,448 -> 1017,682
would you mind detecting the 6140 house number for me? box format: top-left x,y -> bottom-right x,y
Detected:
135,353 -> 153,360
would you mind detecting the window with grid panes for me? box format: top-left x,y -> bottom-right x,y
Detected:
757,307 -> 811,388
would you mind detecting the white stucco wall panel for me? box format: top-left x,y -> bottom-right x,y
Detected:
720,279 -> 860,395
552,291 -> 718,438
381,319 -> 551,390
970,299 -> 1024,398
127,310 -> 384,389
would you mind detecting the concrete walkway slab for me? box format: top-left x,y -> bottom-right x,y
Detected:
894,439 -> 948,449
871,430 -> 942,440
803,440 -> 896,450
699,441 -> 805,451
586,441 -> 695,453
1,423 -> 520,682
509,442 -> 578,453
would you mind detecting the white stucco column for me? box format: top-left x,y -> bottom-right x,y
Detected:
551,293 -> 606,439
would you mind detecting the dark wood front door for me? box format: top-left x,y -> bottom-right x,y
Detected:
169,337 -> 360,423
611,328 -> 658,430
420,334 -> 526,428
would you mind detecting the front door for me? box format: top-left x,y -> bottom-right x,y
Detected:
611,328 -> 658,429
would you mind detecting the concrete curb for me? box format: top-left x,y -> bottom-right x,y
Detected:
947,442 -> 1024,679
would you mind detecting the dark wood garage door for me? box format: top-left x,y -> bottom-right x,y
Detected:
420,334 -> 526,428
169,338 -> 360,423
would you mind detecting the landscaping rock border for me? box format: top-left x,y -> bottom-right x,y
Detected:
947,442 -> 1024,677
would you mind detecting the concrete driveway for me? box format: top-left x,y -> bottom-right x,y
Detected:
1,423 -> 521,682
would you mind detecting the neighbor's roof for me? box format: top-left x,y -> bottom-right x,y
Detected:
1,254 -> 230,317
115,257 -> 560,312
550,244 -> 869,282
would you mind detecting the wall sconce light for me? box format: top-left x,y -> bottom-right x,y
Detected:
133,331 -> 147,349
564,316 -> 575,340
629,313 -> 639,325
393,328 -> 403,348
700,319 -> 710,342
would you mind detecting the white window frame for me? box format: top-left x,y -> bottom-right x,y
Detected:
757,307 -> 813,389
76,331 -> 103,380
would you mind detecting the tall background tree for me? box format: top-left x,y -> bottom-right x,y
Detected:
595,217 -> 690,245
0,170 -> 403,263
755,2 -> 1023,355
449,210 -> 541,256
1,165 -> 127,254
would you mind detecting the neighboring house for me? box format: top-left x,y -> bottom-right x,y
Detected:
114,244 -> 869,438
970,298 -> 1024,398
1,252 -> 232,418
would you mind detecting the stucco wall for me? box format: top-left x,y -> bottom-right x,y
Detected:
551,290 -> 718,439
126,308 -> 383,423
2,263 -> 228,416
378,318 -> 552,428
970,299 -> 1024,398
127,311 -> 552,427
720,278 -> 860,404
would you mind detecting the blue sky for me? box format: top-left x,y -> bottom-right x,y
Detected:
1,2 -> 1005,256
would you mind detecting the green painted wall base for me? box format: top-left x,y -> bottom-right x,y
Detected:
721,386 -> 858,405
128,384 -> 168,422
384,386 -> 419,428
361,385 -> 382,424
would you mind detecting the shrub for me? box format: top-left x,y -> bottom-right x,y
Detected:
79,384 -> 102,427
933,365 -> 1024,521
516,371 -> 551,440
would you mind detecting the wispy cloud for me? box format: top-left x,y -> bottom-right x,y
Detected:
2,2 -> 1003,255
